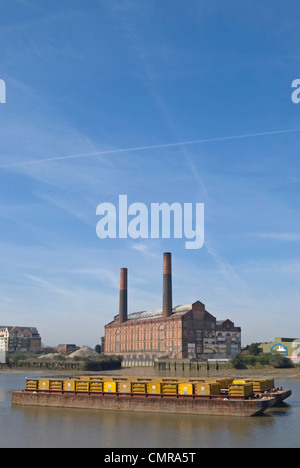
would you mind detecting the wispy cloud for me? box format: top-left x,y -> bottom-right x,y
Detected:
23,274 -> 73,297
130,241 -> 161,258
255,232 -> 300,241
64,267 -> 119,289
1,128 -> 300,169
204,240 -> 249,291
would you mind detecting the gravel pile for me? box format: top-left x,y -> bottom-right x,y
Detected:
66,346 -> 98,359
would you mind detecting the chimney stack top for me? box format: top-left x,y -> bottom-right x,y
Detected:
163,252 -> 172,318
119,268 -> 128,323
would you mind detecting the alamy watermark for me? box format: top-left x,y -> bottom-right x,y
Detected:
291,79 -> 300,104
96,195 -> 204,250
0,79 -> 6,104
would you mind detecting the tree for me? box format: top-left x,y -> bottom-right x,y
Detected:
247,343 -> 262,356
269,354 -> 294,368
95,344 -> 101,354
231,353 -> 246,369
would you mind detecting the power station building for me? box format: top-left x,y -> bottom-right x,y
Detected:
103,253 -> 241,362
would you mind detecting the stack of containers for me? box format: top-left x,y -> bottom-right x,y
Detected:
234,379 -> 274,392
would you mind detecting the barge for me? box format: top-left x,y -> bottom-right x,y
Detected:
11,376 -> 291,417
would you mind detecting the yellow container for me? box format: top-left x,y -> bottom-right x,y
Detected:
63,380 -> 76,392
147,382 -> 162,394
75,381 -> 90,392
26,380 -> 38,390
213,379 -> 228,389
209,383 -> 221,395
246,379 -> 268,392
118,381 -> 132,393
88,376 -> 104,380
195,382 -> 221,396
161,383 -> 178,394
267,378 -> 275,389
50,380 -> 63,391
38,379 -> 50,391
103,381 -> 117,393
178,383 -> 194,395
225,378 -> 234,387
101,376 -> 128,381
90,381 -> 103,392
229,383 -> 254,397
234,378 -> 272,391
131,382 -> 147,393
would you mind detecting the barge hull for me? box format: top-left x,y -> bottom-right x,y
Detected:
269,389 -> 292,405
12,391 -> 275,417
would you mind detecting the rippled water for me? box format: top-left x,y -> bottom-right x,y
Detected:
0,369 -> 299,448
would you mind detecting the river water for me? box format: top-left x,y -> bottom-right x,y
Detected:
1,368 -> 300,448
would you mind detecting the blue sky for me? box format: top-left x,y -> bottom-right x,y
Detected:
0,0 -> 299,347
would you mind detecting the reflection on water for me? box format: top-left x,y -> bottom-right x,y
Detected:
0,369 -> 299,448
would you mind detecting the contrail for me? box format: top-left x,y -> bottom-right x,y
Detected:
1,127 -> 299,169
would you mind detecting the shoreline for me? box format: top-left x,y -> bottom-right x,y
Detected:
2,366 -> 300,379
202,368 -> 300,380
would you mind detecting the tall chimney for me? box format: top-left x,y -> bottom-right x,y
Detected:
163,252 -> 172,318
119,268 -> 128,323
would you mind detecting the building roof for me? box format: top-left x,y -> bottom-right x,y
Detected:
0,326 -> 40,335
110,304 -> 193,324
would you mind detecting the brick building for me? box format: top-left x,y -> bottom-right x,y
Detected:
103,253 -> 241,361
53,344 -> 79,354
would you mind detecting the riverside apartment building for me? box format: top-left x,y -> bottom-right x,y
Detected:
0,326 -> 41,353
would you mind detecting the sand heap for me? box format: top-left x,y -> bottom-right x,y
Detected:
38,346 -> 98,360
66,346 -> 98,359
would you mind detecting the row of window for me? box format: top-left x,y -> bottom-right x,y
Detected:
166,345 -> 181,352
108,328 -> 239,339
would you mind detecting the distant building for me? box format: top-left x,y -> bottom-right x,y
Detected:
0,337 -> 6,363
215,320 -> 241,357
103,253 -> 241,362
260,337 -> 300,362
53,344 -> 79,354
0,326 -> 41,353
